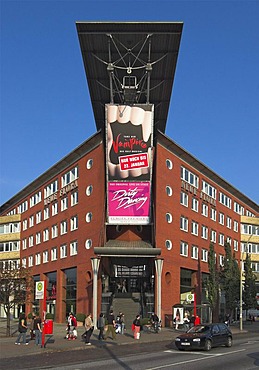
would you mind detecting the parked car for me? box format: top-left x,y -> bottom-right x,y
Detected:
175,323 -> 232,351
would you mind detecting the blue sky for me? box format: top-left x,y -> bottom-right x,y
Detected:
1,0 -> 259,206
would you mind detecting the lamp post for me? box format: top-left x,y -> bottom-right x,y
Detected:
239,228 -> 258,331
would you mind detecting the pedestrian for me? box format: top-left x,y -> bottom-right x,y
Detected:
183,313 -> 190,330
15,313 -> 28,345
67,312 -> 77,340
84,313 -> 94,345
29,313 -> 35,340
97,313 -> 105,340
190,314 -> 195,327
33,313 -> 42,346
104,310 -> 116,340
116,312 -> 125,334
122,279 -> 127,293
133,314 -> 141,339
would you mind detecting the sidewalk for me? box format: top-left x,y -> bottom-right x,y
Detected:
0,321 -> 252,360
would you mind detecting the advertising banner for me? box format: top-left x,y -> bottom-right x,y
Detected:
106,104 -> 153,224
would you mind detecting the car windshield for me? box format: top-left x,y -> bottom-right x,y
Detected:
187,325 -> 210,333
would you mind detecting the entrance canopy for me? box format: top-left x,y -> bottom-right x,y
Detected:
76,22 -> 183,134
94,240 -> 161,258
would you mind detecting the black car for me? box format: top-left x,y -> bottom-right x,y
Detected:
175,323 -> 232,351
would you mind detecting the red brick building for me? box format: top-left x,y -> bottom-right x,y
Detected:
1,23 -> 258,326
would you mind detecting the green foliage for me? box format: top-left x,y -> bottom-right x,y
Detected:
76,313 -> 86,322
207,243 -> 219,310
243,253 -> 257,311
45,313 -> 54,319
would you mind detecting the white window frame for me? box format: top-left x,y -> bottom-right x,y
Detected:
192,198 -> 199,213
201,225 -> 208,240
210,230 -> 216,243
210,208 -> 217,222
71,215 -> 78,231
60,244 -> 67,259
191,245 -> 198,260
51,247 -> 57,261
201,249 -> 208,262
51,224 -> 58,239
70,241 -> 78,256
43,250 -> 49,263
60,220 -> 67,235
191,221 -> 198,236
201,203 -> 208,217
180,241 -> 188,257
180,216 -> 188,232
71,191 -> 78,206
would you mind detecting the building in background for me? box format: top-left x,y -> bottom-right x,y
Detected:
0,22 -> 258,325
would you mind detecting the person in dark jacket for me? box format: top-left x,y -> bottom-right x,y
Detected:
15,313 -> 28,345
104,310 -> 116,340
133,314 -> 141,340
97,313 -> 105,340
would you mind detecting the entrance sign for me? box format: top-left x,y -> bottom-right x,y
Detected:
35,281 -> 45,300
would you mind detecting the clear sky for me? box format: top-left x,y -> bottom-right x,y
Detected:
1,0 -> 259,206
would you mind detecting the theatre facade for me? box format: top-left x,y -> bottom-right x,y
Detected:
1,22 -> 258,325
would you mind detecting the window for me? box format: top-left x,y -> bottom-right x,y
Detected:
22,239 -> 27,250
166,159 -> 173,170
35,253 -> 41,265
234,220 -> 239,232
219,255 -> 224,267
180,216 -> 188,232
43,250 -> 49,263
191,245 -> 198,259
86,159 -> 93,169
191,221 -> 198,236
180,192 -> 188,207
43,228 -> 49,242
61,196 -> 68,211
202,180 -> 216,199
246,210 -> 255,217
180,241 -> 188,257
36,232 -> 41,245
86,185 -> 93,196
219,212 -> 224,225
233,240 -> 238,251
210,230 -> 217,243
44,179 -> 58,198
201,203 -> 208,217
28,256 -> 33,267
18,201 -> 28,214
71,191 -> 78,206
226,216 -> 232,229
165,240 -> 172,250
51,247 -> 57,261
22,258 -> 26,268
44,206 -> 50,220
201,225 -> 208,240
61,166 -> 78,187
52,202 -> 58,216
60,244 -> 67,259
29,215 -> 34,228
23,219 -> 28,231
234,202 -> 244,215
201,249 -> 208,262
192,198 -> 199,212
166,186 -> 173,196
85,212 -> 92,223
29,235 -> 34,248
226,237 -> 232,245
36,211 -> 42,224
60,220 -> 67,235
166,213 -> 172,223
219,192 -> 232,209
70,241 -> 78,256
181,166 -> 199,188
85,239 -> 92,249
210,208 -> 216,221
71,215 -> 78,231
51,224 -> 58,239
0,222 -> 20,234
30,191 -> 42,207
219,233 -> 224,246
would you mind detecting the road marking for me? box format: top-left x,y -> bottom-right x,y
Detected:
145,349 -> 246,370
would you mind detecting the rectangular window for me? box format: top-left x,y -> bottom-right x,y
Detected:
60,244 -> 67,259
201,203 -> 208,217
35,253 -> 41,265
43,250 -> 49,263
219,192 -> 232,209
191,245 -> 198,259
201,249 -> 208,262
234,202 -> 244,215
226,237 -> 232,246
61,196 -> 68,211
51,247 -> 57,261
51,224 -> 58,239
71,191 -> 78,207
44,206 -> 50,220
44,179 -> 58,198
191,221 -> 198,236
219,233 -> 224,246
36,211 -> 42,224
180,241 -> 188,257
29,215 -> 34,228
30,191 -> 42,207
219,255 -> 224,266
23,219 -> 28,231
233,240 -> 238,251
201,225 -> 208,240
211,230 -> 216,243
28,255 -> 33,267
70,215 -> 78,231
181,167 -> 199,188
191,198 -> 199,212
17,201 -> 28,214
43,228 -> 49,242
70,241 -> 78,256
234,220 -> 239,232
22,258 -> 26,268
180,216 -> 188,232
202,180 -> 216,199
52,202 -> 58,216
210,208 -> 216,222
180,192 -> 188,207
226,216 -> 232,229
36,232 -> 41,245
61,166 -> 78,187
29,235 -> 34,248
60,220 -> 68,235
22,238 -> 27,250
219,212 -> 224,225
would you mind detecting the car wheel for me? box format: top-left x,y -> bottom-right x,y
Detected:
226,336 -> 232,347
204,339 -> 212,351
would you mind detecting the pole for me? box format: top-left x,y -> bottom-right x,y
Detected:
42,280 -> 47,347
194,293 -> 197,317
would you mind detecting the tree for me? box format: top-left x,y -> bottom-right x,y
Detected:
207,242 -> 219,321
220,242 -> 240,319
0,266 -> 33,336
243,253 -> 257,313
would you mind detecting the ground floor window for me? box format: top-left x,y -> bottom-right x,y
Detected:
64,267 -> 77,317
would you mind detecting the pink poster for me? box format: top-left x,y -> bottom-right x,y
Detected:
108,182 -> 150,224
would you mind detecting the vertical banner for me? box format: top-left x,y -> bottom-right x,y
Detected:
106,104 -> 153,224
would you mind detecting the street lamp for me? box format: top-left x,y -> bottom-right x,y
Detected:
239,227 -> 258,331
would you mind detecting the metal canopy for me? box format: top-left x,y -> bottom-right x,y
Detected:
76,22 -> 183,133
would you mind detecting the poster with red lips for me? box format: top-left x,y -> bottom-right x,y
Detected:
106,104 -> 153,224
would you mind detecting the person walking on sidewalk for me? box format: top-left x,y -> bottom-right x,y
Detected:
104,310 -> 116,340
84,313 -> 94,345
133,314 -> 141,340
33,313 -> 42,346
97,313 -> 105,340
15,313 -> 28,345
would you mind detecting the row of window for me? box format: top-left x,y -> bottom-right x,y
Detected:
0,259 -> 20,270
22,239 -> 92,267
0,222 -> 20,234
0,241 -> 20,252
